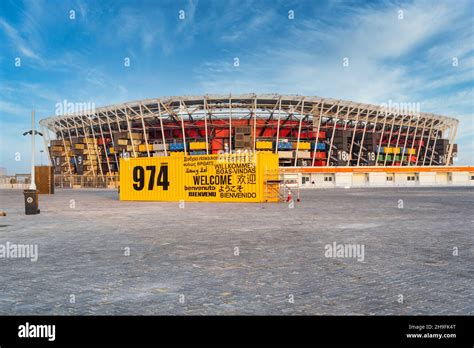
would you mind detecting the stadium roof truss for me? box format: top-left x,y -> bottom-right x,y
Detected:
39,94 -> 460,170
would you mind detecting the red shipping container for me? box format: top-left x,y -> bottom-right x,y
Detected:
97,138 -> 111,145
314,160 -> 326,166
215,129 -> 230,138
310,151 -> 326,159
415,140 -> 424,146
260,128 -> 275,137
186,129 -> 200,138
317,152 -> 326,159
212,139 -> 224,150
172,129 -> 183,138
299,131 -> 315,139
318,131 -> 326,139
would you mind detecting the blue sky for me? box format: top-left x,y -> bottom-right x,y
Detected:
0,0 -> 473,174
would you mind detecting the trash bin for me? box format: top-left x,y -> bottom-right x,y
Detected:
23,189 -> 40,215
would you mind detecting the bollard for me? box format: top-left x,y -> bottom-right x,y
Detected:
23,189 -> 40,215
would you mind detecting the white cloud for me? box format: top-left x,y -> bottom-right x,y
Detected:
0,18 -> 42,61
0,101 -> 31,116
193,0 -> 473,163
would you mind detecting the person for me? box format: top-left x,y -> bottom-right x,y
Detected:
287,189 -> 292,202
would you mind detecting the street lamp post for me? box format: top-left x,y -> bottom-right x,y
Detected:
30,110 -> 36,190
22,110 -> 43,215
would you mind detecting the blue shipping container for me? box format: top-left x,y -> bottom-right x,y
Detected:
170,143 -> 185,151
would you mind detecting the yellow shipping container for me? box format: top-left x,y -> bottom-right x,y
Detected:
297,142 -> 311,150
393,147 -> 401,154
170,152 -> 185,157
407,148 -> 416,155
109,147 -> 116,154
127,145 -> 140,152
189,142 -> 207,150
74,143 -> 85,150
120,152 -> 279,202
51,146 -> 64,152
138,144 -> 153,152
256,141 -> 273,150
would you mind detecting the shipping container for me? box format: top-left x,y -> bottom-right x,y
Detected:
295,151 -> 311,159
314,151 -> 326,159
119,152 -> 279,202
256,141 -> 273,150
278,151 -> 293,159
98,138 -> 111,145
190,151 -> 207,155
189,142 -> 207,150
277,142 -> 293,150
215,129 -> 230,138
211,138 -> 224,150
151,143 -> 168,151
297,142 -> 311,150
170,143 -> 185,151
234,126 -> 252,134
152,151 -> 167,157
311,143 -> 326,151
138,144 -> 153,152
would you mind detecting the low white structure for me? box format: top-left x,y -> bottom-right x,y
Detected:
281,166 -> 474,188
419,172 -> 437,185
368,172 -> 387,186
451,172 -> 469,185
335,173 -> 353,187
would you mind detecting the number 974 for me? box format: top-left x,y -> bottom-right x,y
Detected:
133,164 -> 169,191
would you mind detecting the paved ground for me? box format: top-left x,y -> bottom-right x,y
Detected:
0,187 -> 472,315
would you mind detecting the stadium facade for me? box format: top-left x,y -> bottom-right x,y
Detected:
39,94 -> 459,178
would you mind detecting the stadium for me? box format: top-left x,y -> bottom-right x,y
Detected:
38,94 -> 464,188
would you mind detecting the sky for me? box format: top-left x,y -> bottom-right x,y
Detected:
0,0 -> 473,174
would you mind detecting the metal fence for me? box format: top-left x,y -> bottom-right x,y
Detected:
54,175 -> 119,189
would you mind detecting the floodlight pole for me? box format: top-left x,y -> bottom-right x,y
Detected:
30,110 -> 37,190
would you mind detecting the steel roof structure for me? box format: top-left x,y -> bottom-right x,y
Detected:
40,94 -> 459,131
39,94 -> 460,173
